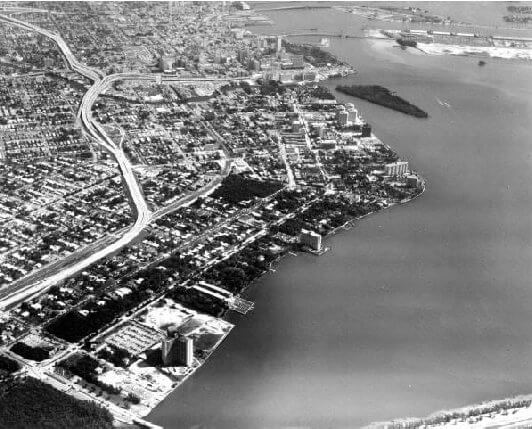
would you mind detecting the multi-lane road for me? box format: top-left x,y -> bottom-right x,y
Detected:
0,13 -> 103,81
0,11 -> 236,309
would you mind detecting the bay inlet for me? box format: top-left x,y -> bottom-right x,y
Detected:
149,5 -> 532,428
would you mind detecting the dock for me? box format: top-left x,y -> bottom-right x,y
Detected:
303,245 -> 331,256
192,281 -> 255,315
228,296 -> 254,314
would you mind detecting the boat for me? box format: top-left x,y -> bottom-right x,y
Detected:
478,60 -> 486,66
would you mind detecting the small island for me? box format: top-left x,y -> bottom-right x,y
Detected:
336,85 -> 429,118
397,38 -> 418,48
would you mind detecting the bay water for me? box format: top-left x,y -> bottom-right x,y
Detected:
149,4 -> 532,428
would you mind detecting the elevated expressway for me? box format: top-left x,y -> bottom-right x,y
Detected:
0,13 -> 235,309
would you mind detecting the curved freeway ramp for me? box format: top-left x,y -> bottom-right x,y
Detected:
0,8 -> 243,310
0,10 -> 237,309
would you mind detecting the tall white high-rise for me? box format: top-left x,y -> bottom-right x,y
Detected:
385,161 -> 409,177
161,335 -> 194,367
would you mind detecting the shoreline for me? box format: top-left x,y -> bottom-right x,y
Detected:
147,178 -> 427,422
146,42 -> 426,426
3,6 -> 427,426
4,3 -> 532,428
147,183 -> 427,419
366,394 -> 532,429
370,29 -> 532,62
147,23 -> 428,424
149,5 -> 531,429
139,324 -> 233,419
368,35 -> 532,62
231,176 -> 426,309
417,42 -> 532,61
327,180 -> 426,239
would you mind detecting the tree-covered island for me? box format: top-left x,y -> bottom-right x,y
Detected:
336,85 -> 428,118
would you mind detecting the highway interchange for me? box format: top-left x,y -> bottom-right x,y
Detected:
0,11 -> 239,309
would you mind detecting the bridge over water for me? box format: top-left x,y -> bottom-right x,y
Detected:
254,5 -> 332,12
264,31 -> 385,40
283,32 -> 377,40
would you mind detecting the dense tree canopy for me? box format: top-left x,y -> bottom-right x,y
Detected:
0,377 -> 113,429
336,85 -> 428,118
212,174 -> 283,204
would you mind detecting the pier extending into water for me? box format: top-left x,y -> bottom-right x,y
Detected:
193,281 -> 255,315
